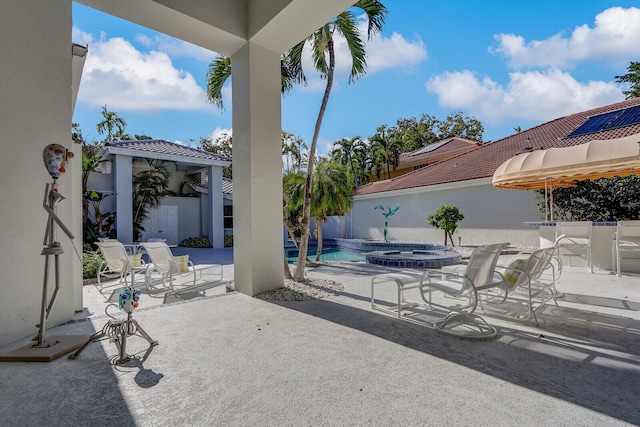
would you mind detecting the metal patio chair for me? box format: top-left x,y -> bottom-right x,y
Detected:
418,242 -> 510,339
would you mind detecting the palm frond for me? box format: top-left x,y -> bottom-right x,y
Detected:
310,27 -> 331,78
206,55 -> 231,111
284,41 -> 307,88
354,0 -> 387,39
335,11 -> 366,83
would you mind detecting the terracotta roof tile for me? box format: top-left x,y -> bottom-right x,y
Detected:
355,98 -> 640,196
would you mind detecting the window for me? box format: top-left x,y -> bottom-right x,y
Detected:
223,205 -> 233,229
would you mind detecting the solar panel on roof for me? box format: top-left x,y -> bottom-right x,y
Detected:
566,105 -> 640,138
566,110 -> 620,137
606,105 -> 640,130
410,140 -> 448,155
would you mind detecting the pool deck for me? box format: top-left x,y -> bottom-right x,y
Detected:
1,246 -> 640,426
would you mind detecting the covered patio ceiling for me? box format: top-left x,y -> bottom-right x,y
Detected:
76,0 -> 356,56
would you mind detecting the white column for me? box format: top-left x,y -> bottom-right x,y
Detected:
207,165 -> 224,248
232,42 -> 284,296
114,154 -> 133,243
0,0 -> 76,345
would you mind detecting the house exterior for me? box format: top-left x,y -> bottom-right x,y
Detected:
350,98 -> 640,247
93,139 -> 232,247
369,137 -> 480,182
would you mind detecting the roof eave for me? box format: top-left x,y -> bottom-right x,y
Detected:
103,146 -> 232,167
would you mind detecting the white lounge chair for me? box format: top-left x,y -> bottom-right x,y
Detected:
95,240 -> 148,298
613,220 -> 640,277
140,241 -> 223,292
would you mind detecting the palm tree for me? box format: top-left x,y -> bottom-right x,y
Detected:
282,132 -> 294,172
288,0 -> 386,280
281,132 -> 307,172
330,136 -> 366,188
96,105 -> 127,141
369,125 -> 401,180
283,169 -> 306,249
310,158 -> 353,261
206,0 -> 387,282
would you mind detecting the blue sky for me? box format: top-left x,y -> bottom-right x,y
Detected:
72,1 -> 640,154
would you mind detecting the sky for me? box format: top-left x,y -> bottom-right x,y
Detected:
72,1 -> 640,155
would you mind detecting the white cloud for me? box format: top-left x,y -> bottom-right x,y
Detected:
316,136 -> 334,156
72,27 -> 93,46
426,69 -> 624,125
74,28 -> 211,111
209,127 -> 232,141
491,7 -> 640,69
297,19 -> 427,93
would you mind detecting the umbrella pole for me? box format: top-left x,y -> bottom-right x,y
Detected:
550,183 -> 554,221
544,181 -> 549,221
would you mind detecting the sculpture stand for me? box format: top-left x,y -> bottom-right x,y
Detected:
68,310 -> 157,365
0,180 -> 89,362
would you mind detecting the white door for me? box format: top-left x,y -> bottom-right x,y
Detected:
145,205 -> 178,244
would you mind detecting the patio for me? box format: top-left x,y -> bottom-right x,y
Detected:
1,248 -> 639,426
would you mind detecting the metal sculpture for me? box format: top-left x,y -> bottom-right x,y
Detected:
69,285 -> 157,364
375,204 -> 400,242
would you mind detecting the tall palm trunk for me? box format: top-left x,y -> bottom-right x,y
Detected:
294,39 -> 335,282
349,155 -> 360,188
284,252 -> 292,279
314,217 -> 325,262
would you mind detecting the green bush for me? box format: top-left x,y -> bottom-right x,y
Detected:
224,235 -> 233,247
180,235 -> 212,248
82,246 -> 104,279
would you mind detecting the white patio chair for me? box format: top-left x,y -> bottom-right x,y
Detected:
613,221 -> 640,277
555,221 -> 592,273
96,240 -> 148,298
417,242 -> 510,339
485,246 -> 559,326
140,241 -> 223,292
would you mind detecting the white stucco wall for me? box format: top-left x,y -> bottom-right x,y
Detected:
0,1 -> 79,346
349,178 -> 542,248
310,216 -> 345,239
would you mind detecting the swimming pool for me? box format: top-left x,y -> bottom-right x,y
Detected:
285,247 -> 366,263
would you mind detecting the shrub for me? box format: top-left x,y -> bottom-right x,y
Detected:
82,245 -> 104,279
224,235 -> 233,247
180,235 -> 212,248
427,205 -> 464,247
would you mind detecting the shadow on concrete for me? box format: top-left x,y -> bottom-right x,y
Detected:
0,320 -> 138,426
265,295 -> 640,425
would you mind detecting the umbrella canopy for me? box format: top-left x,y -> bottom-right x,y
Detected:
492,133 -> 640,190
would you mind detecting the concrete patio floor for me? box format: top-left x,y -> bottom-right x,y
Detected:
1,247 -> 639,426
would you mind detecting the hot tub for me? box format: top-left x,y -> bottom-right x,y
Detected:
366,249 -> 462,268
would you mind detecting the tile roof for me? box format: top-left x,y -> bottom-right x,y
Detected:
104,139 -> 231,163
396,137 -> 480,166
355,98 -> 640,196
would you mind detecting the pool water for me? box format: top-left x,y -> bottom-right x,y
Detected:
286,247 -> 366,263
